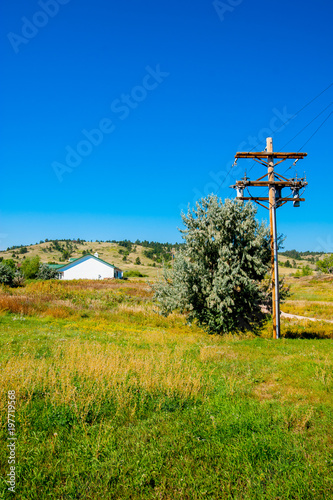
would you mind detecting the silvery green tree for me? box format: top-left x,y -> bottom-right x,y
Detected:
153,196 -> 271,334
36,264 -> 59,280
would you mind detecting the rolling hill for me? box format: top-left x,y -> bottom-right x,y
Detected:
0,240 -> 178,278
0,239 -> 328,278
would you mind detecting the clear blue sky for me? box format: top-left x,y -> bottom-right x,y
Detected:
1,0 -> 332,251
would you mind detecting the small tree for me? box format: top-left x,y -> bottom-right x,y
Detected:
60,249 -> 72,261
135,257 -> 141,265
20,256 -> 41,279
153,196 -> 271,334
316,254 -> 333,274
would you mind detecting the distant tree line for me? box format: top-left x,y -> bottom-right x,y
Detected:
280,249 -> 326,260
6,238 -> 87,252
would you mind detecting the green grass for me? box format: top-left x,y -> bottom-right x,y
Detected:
285,276 -> 333,302
280,275 -> 333,321
0,279 -> 333,499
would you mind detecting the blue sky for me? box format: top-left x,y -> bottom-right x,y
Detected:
1,0 -> 332,251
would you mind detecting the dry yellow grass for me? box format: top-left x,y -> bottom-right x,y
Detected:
0,340 -> 207,418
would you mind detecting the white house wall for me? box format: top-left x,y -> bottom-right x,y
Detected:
60,257 -> 115,280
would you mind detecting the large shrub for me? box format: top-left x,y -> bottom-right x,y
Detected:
0,263 -> 15,286
153,196 -> 271,334
36,264 -> 59,280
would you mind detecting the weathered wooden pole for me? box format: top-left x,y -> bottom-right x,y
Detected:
267,137 -> 280,339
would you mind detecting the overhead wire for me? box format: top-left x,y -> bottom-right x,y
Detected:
297,111 -> 332,152
279,102 -> 332,152
282,109 -> 333,175
218,91 -> 332,212
215,82 -> 333,193
246,82 -> 333,155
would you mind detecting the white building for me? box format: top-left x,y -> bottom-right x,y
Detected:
53,253 -> 123,280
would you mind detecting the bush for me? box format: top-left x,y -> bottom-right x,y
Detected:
135,257 -> 141,265
21,256 -> 41,279
2,259 -> 16,271
316,254 -> 333,274
294,265 -> 313,277
0,263 -> 15,286
302,265 -> 313,276
12,272 -> 25,287
36,265 -> 59,280
123,270 -> 147,278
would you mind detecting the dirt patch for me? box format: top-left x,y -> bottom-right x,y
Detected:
253,381 -> 278,400
281,311 -> 333,324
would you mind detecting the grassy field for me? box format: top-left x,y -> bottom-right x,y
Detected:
0,277 -> 333,499
281,275 -> 333,321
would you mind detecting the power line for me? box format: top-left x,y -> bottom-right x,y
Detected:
283,110 -> 332,175
297,111 -> 332,151
248,82 -> 333,153
279,102 -> 332,151
241,83 -> 333,178
215,164 -> 235,195
215,82 -> 332,195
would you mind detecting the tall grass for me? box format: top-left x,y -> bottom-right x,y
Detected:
0,278 -> 333,498
0,340 -> 206,413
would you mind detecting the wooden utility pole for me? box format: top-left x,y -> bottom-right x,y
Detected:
231,137 -> 307,339
267,137 -> 280,339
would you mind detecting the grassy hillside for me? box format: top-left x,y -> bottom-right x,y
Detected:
0,240 -> 176,278
278,253 -> 327,276
0,277 -> 333,498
